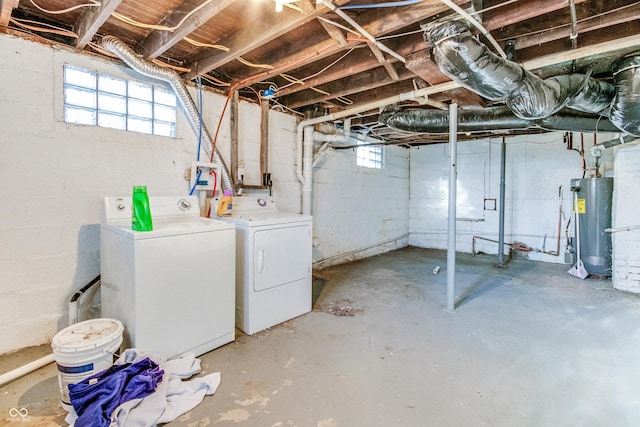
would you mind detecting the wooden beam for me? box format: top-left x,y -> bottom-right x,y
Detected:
319,17 -> 348,47
184,1 -> 351,80
273,33 -> 425,98
367,43 -> 400,81
187,0 -> 453,82
283,67 -> 416,109
481,0 -> 588,30
75,0 -> 123,49
138,0 -> 238,59
504,1 -> 640,50
405,48 -> 485,107
0,0 -> 19,30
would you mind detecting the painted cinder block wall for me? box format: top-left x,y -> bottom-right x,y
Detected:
312,144 -> 410,269
611,142 -> 640,293
0,33 -> 410,354
409,132 -> 619,264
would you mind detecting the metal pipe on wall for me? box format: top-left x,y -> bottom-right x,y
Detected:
446,103 -> 458,312
497,137 -> 507,267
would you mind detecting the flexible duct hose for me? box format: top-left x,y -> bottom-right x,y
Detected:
379,105 -> 620,134
424,21 -> 615,121
610,55 -> 640,135
101,36 -> 235,194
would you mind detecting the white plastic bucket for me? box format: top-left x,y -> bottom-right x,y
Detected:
51,318 -> 123,410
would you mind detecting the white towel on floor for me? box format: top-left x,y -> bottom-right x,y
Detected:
65,348 -> 221,427
110,349 -> 221,427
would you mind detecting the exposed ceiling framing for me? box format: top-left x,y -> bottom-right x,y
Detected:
3,0 -> 640,144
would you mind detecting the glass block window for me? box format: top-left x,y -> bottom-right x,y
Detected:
63,64 -> 177,137
356,136 -> 384,169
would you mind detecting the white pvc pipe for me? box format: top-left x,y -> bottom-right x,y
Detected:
605,225 -> 640,233
446,103 -> 458,312
302,125 -> 315,215
0,353 -> 55,387
293,33 -> 640,214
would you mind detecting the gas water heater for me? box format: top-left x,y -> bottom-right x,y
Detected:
570,177 -> 614,276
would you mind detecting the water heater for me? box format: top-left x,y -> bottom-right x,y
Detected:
570,177 -> 613,276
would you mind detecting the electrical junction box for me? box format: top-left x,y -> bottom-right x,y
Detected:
189,161 -> 218,192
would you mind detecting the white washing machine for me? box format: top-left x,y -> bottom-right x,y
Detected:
211,195 -> 312,335
100,195 -> 235,358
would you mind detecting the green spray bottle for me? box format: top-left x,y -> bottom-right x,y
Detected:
131,186 -> 153,231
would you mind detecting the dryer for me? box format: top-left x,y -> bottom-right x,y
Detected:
212,195 -> 312,335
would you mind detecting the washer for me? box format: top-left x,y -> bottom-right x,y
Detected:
212,195 -> 312,335
100,195 -> 235,358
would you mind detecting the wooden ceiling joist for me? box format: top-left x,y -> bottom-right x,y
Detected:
0,0 -> 19,30
75,0 -> 124,49
138,0 -> 240,59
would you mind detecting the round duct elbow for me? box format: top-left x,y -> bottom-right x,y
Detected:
610,55 -> 640,136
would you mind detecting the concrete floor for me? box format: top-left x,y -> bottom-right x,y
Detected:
2,247 -> 640,426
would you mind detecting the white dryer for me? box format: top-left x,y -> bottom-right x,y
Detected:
212,195 -> 312,335
101,195 -> 235,358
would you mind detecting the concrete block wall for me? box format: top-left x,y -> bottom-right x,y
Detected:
0,32 -> 411,353
612,141 -> 640,293
0,34 -> 212,354
409,132 -> 618,264
312,143 -> 410,269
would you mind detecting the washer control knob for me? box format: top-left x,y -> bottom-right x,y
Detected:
178,199 -> 191,210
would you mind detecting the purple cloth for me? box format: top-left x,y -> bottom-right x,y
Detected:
69,357 -> 164,427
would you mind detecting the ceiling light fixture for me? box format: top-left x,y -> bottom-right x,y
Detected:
274,0 -> 302,12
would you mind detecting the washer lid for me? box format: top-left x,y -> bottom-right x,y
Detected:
102,216 -> 235,239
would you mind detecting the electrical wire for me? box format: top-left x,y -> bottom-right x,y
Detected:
111,0 -> 212,32
150,59 -> 191,73
310,87 -> 330,95
339,0 -> 425,10
279,73 -> 305,84
27,0 -> 100,14
278,48 -> 355,91
377,27 -> 423,40
200,74 -> 231,87
496,1 -> 640,43
237,57 -> 274,69
9,17 -> 78,38
336,96 -> 354,105
317,17 -> 361,36
183,36 -> 229,52
87,41 -> 119,58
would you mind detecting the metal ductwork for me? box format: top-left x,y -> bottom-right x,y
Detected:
382,21 -> 640,136
379,105 -> 621,134
610,55 -> 640,135
101,36 -> 236,194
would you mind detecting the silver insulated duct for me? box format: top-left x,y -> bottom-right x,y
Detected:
101,36 -> 235,194
381,21 -> 640,136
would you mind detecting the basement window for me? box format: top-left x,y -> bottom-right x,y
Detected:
63,64 -> 177,137
356,135 -> 384,169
